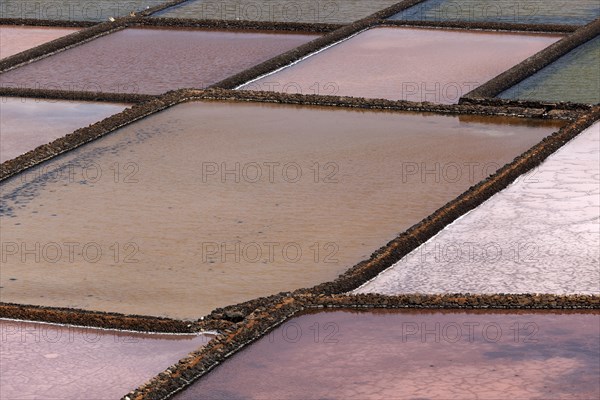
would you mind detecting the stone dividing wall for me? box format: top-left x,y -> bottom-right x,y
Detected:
0,18 -> 96,27
141,0 -> 192,17
0,86 -> 154,103
125,293 -> 600,399
465,18 -> 600,99
382,18 -> 579,33
143,16 -> 342,32
459,96 -> 596,111
0,88 -> 585,181
0,302 -> 195,333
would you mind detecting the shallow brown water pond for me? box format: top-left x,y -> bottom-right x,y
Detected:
174,309 -> 600,400
0,97 -> 127,163
241,27 -> 561,104
0,319 -> 210,399
0,25 -> 78,59
0,101 -> 562,319
0,27 -> 318,94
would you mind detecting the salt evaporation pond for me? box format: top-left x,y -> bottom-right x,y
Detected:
0,319 -> 210,399
0,1 -> 166,21
0,97 -> 127,163
155,0 -> 401,23
0,28 -> 318,94
240,27 -> 560,104
0,25 -> 78,59
499,36 -> 600,104
391,0 -> 600,25
0,101 -> 562,319
173,309 -> 600,400
356,122 -> 600,296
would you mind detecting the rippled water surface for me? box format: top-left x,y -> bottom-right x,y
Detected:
392,0 -> 600,25
174,309 -> 600,400
499,36 -> 600,104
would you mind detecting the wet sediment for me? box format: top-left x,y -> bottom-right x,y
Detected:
465,18 -> 600,99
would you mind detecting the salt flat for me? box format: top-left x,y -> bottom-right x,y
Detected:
356,122 -> 600,295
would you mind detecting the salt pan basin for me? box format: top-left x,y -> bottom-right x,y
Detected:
0,97 -> 127,163
392,0 -> 600,26
156,0 -> 401,24
173,309 -> 600,400
0,28 -> 318,95
0,1 -> 167,22
0,102 -> 561,319
240,27 -> 561,104
0,319 -> 210,399
0,25 -> 78,59
499,36 -> 600,105
356,122 -> 600,296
